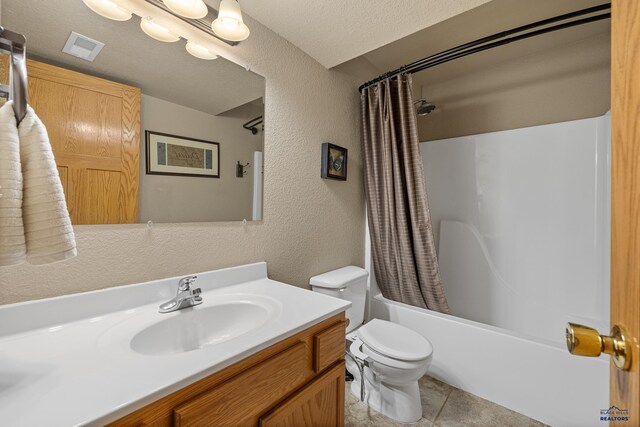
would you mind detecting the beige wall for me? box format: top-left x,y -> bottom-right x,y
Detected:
0,13 -> 366,304
0,0 -> 499,304
139,94 -> 262,223
418,33 -> 611,141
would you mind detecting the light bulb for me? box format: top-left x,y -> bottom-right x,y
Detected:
140,17 -> 180,43
212,0 -> 250,42
82,0 -> 132,21
221,17 -> 239,30
185,41 -> 218,60
163,0 -> 208,19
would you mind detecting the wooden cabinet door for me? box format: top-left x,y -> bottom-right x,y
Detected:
259,361 -> 345,427
173,342 -> 310,427
26,60 -> 140,224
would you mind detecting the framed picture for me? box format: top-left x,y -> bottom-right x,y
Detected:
321,143 -> 348,181
146,131 -> 220,178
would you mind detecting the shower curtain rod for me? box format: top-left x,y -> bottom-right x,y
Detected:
358,3 -> 611,93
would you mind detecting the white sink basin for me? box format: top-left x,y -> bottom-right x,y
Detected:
99,294 -> 281,356
131,302 -> 272,355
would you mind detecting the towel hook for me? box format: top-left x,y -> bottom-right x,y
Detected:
0,26 -> 28,124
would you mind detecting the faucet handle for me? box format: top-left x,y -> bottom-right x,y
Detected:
177,275 -> 198,292
183,285 -> 202,303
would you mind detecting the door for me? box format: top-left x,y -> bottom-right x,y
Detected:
610,0 -> 640,424
26,60 -> 140,224
567,1 -> 640,425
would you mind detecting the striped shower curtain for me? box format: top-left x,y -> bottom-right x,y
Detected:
360,74 -> 449,313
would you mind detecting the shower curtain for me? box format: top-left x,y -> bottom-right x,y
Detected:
361,75 -> 449,313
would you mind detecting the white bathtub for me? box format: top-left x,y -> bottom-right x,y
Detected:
369,293 -> 609,427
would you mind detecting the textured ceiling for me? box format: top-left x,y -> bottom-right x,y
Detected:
2,0 -> 265,116
336,0 -> 610,88
228,0 -> 492,69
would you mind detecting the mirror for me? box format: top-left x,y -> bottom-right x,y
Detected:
1,0 -> 265,224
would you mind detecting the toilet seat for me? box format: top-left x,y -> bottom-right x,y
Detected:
348,319 -> 433,369
358,319 -> 433,361
350,337 -> 426,370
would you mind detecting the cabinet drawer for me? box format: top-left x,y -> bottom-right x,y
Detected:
313,321 -> 346,373
259,361 -> 345,427
174,342 -> 308,426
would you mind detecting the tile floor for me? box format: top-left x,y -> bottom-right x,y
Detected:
345,376 -> 549,427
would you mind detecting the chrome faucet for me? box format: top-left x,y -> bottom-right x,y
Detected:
159,276 -> 202,313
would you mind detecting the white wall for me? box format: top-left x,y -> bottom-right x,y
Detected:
421,113 -> 611,346
139,94 -> 262,223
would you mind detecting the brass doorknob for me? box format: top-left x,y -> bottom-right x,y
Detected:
565,323 -> 631,371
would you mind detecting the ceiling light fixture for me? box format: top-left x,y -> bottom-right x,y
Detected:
185,41 -> 218,60
81,0 -> 132,21
82,1 -> 236,60
211,0 -> 250,42
162,0 -> 208,19
140,16 -> 181,42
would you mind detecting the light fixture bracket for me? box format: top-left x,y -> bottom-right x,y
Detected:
143,0 -> 239,46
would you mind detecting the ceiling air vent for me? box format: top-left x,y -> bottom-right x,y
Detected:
62,32 -> 105,61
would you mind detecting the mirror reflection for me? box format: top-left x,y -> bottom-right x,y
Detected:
2,0 -> 265,224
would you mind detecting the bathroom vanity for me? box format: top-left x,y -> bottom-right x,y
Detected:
0,263 -> 349,426
111,313 -> 346,426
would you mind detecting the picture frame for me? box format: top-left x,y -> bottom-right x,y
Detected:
321,143 -> 348,181
146,130 -> 220,178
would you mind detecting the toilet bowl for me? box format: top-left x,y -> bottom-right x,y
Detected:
310,267 -> 434,423
347,319 -> 432,423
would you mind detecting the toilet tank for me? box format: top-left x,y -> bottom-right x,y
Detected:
309,266 -> 368,333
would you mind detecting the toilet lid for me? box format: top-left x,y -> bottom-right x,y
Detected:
358,319 -> 432,361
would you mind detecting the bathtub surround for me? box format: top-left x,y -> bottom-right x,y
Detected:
422,113 -> 611,346
361,75 -> 448,312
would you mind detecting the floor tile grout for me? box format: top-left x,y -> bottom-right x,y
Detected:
432,388 -> 452,426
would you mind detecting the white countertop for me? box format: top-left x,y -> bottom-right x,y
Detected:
0,262 -> 350,426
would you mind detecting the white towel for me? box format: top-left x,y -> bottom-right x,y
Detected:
0,101 -> 26,266
18,105 -> 76,265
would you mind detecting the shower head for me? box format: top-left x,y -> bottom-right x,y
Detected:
414,99 -> 436,116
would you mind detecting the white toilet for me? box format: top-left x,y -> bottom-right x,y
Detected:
310,266 -> 433,424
